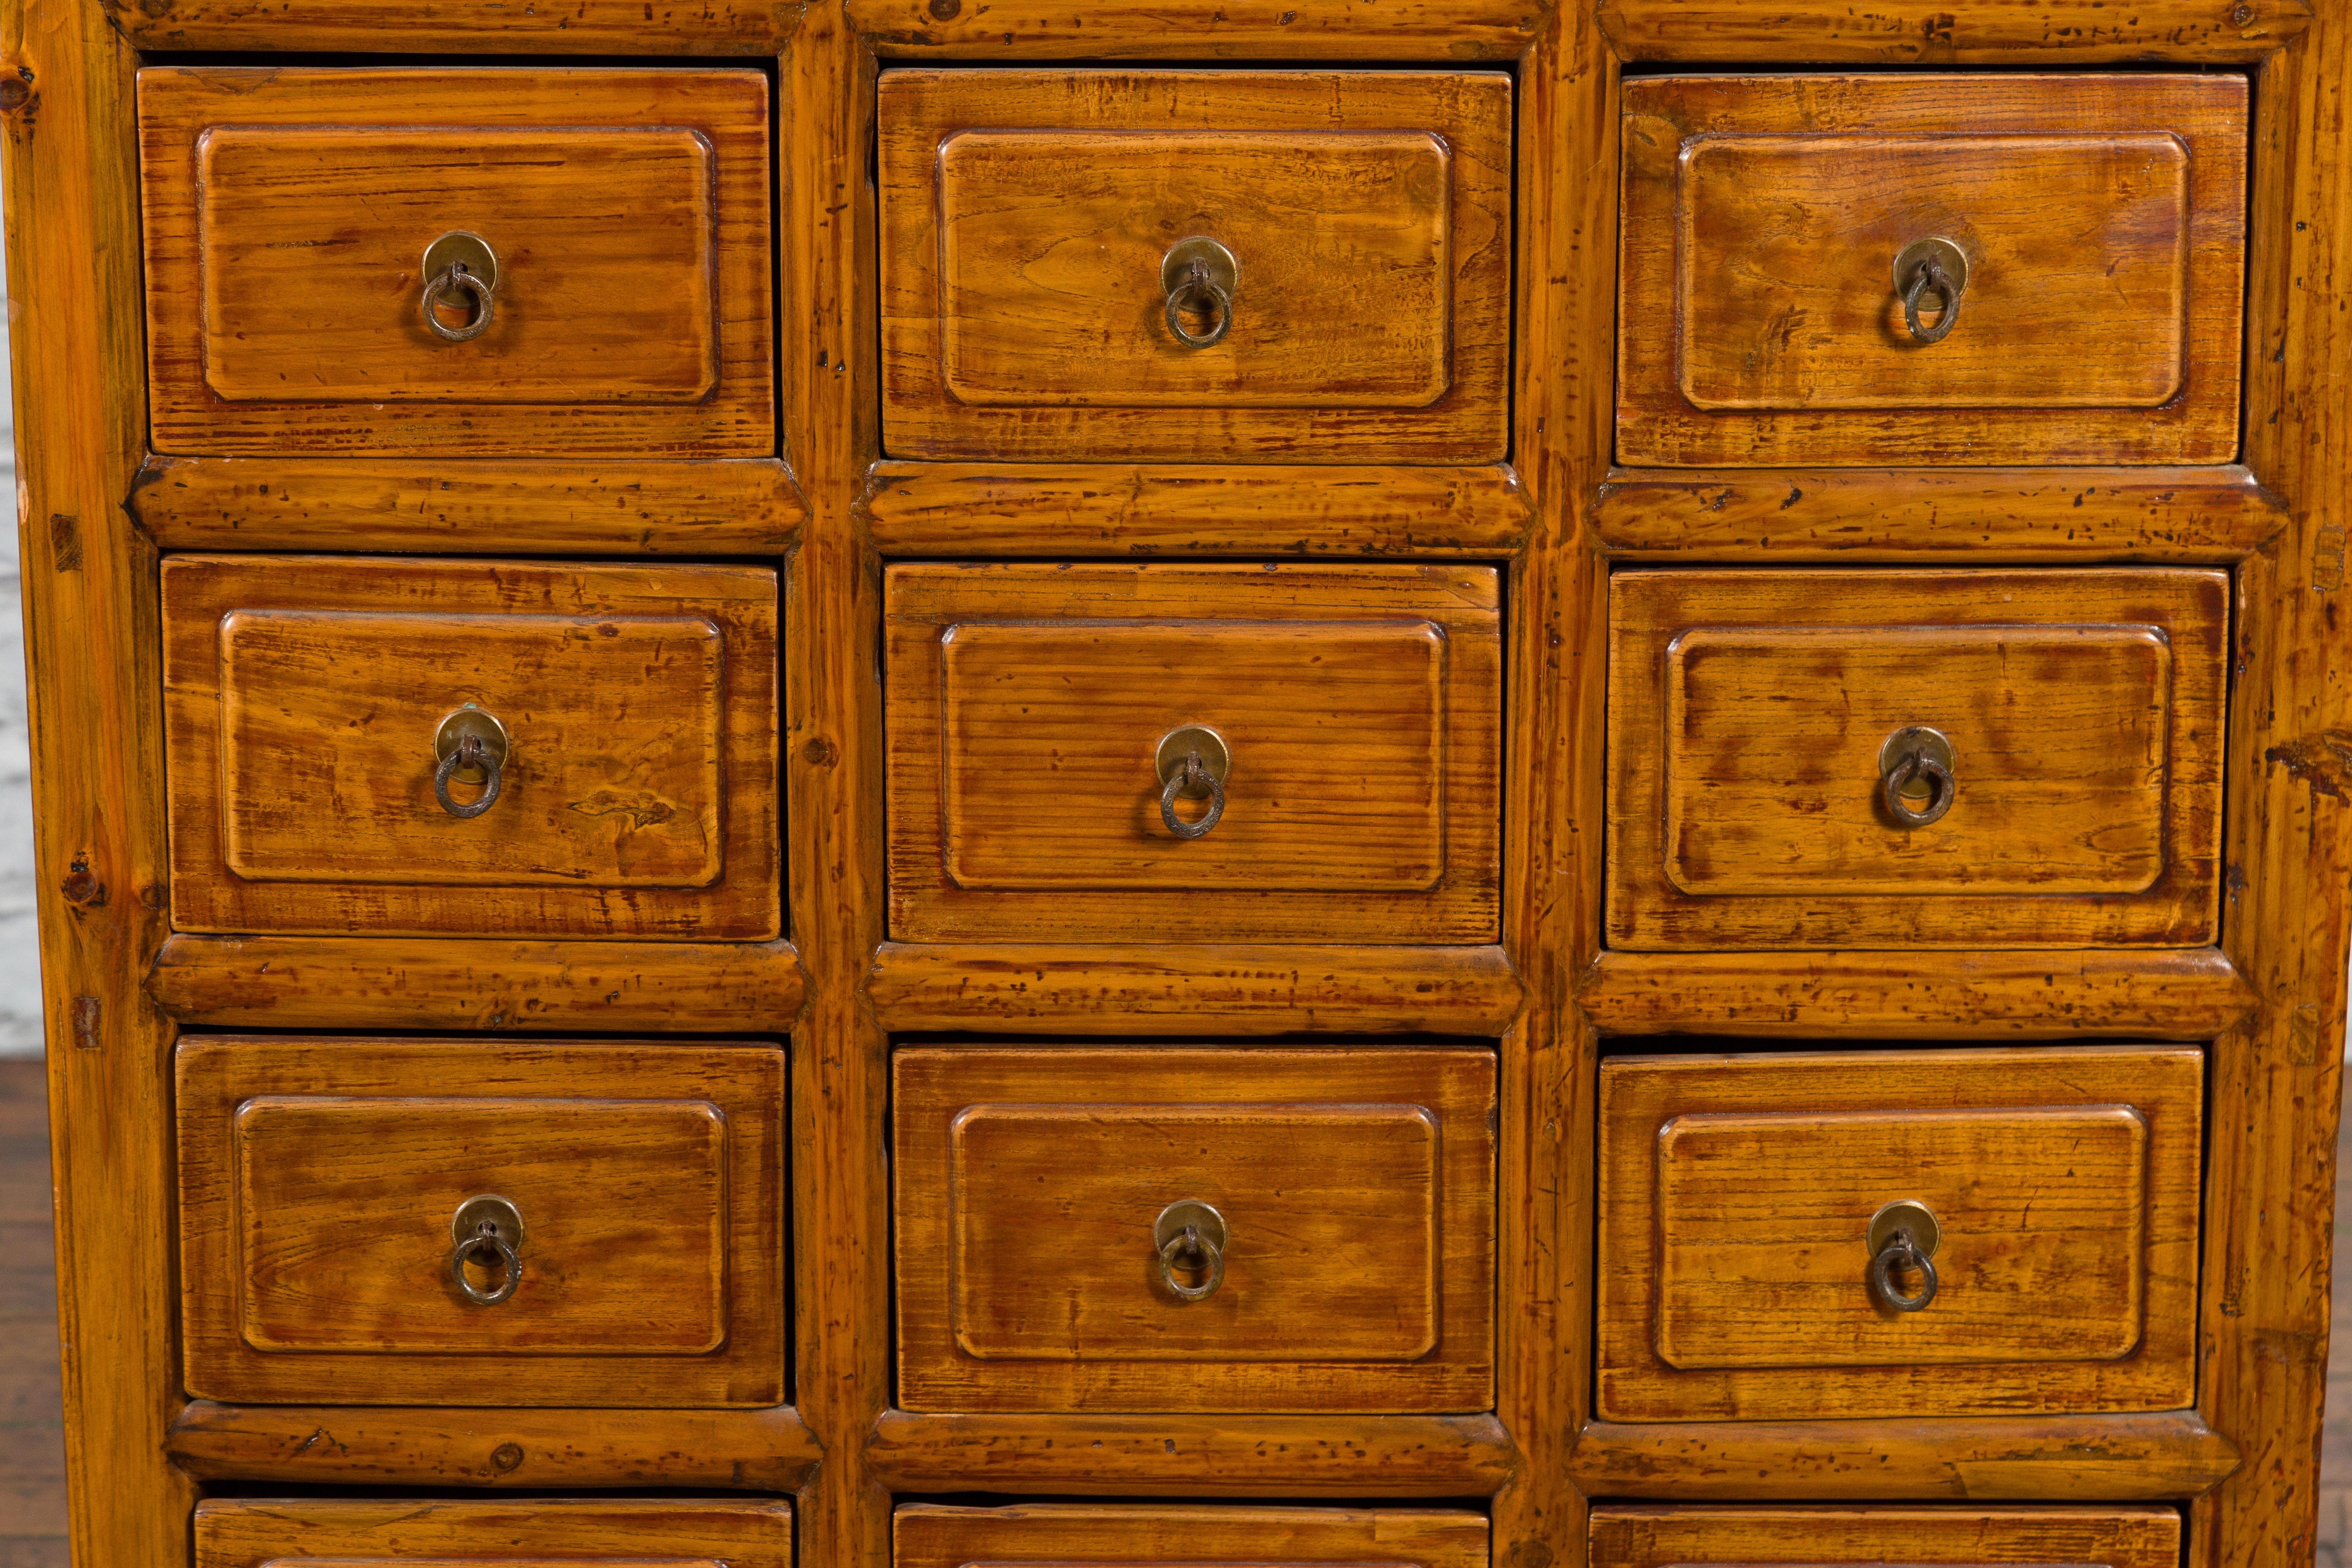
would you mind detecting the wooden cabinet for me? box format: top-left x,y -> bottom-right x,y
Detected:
1617,74 -> 2247,466
893,1046 -> 1496,1412
1596,1046 -> 2202,1421
138,68 -> 775,456
196,1498 -> 794,1566
1588,1506 -> 2180,1566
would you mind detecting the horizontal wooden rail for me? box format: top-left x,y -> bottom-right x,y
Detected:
849,0 -> 1542,58
1598,0 -> 2308,62
1572,1411 -> 2239,1500
149,935 -> 804,1033
870,1411 -> 1516,1495
863,463 -> 1531,557
111,1 -> 789,52
132,456 -> 802,557
868,943 -> 1523,1035
1595,466 -> 2285,563
168,1401 -> 821,1490
1580,949 -> 2256,1040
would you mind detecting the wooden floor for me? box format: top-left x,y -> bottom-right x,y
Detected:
0,1050 -> 2344,1560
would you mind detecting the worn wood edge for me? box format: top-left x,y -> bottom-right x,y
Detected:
1571,1412 -> 2241,1500
848,0 -> 1544,58
147,934 -> 806,1033
1596,0 -> 2309,62
867,1410 -> 1515,1495
866,943 -> 1524,1035
1594,467 -> 2287,563
861,462 -> 1531,557
103,1 -> 794,52
130,455 -> 805,556
1579,948 -> 2255,1040
165,1400 -> 821,1490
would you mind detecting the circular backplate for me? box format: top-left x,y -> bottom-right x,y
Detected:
1154,1198 -> 1227,1253
1867,1198 -> 1941,1259
434,704 -> 511,775
1892,236 -> 1969,299
1877,724 -> 1955,787
1155,724 -> 1231,790
1161,236 -> 1239,297
423,230 -> 500,293
451,1193 -> 524,1251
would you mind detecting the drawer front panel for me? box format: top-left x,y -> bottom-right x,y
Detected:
897,1504 -> 1489,1568
1589,1506 -> 2180,1567
178,1037 -> 786,1406
887,564 -> 1501,942
879,70 -> 1511,462
894,1047 -> 1495,1412
1608,568 -> 2227,948
1597,1046 -> 2202,1421
197,1499 -> 791,1567
140,68 -> 774,456
1618,74 -> 2245,466
164,555 -> 778,939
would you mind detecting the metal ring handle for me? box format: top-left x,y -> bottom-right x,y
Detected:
434,733 -> 504,820
1902,257 -> 1963,345
421,263 -> 495,343
1157,1222 -> 1226,1302
1164,260 -> 1233,349
1868,1227 -> 1939,1313
1881,752 -> 1955,829
450,1224 -> 522,1306
1159,751 -> 1225,839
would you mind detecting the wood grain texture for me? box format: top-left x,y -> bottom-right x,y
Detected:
1588,1504 -> 2182,1566
1618,74 -> 2245,467
139,68 -> 774,458
167,1400 -> 819,1491
177,1037 -> 786,1407
879,70 -> 1510,462
147,934 -> 804,1032
1595,466 -> 2285,562
1599,1047 -> 2202,1422
1574,1412 -> 2237,1501
1600,0 -> 2309,62
133,456 -> 804,556
0,0 -> 200,1559
109,0 -> 787,53
196,1498 -> 792,1568
895,1504 -> 1488,1568
861,462 -> 1530,557
2191,12 -> 2352,1564
850,0 -> 1542,58
868,1410 -> 1514,1495
1582,948 -> 2255,1040
887,563 -> 1501,943
866,942 -> 1520,1035
162,554 -> 779,940
1608,568 -> 2228,949
894,1047 -> 1494,1413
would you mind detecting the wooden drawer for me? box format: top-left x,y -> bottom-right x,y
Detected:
198,1498 -> 791,1566
140,67 -> 773,456
1617,74 -> 2246,466
878,70 -> 1511,462
177,1036 -> 786,1406
1606,568 -> 2226,949
1596,1046 -> 2201,1422
899,1505 -> 1487,1568
885,564 -> 1501,943
1590,1507 -> 2179,1566
162,554 -> 779,939
893,1047 -> 1495,1412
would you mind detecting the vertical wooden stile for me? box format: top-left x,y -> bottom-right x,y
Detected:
784,7 -> 894,1568
0,0 -> 199,1560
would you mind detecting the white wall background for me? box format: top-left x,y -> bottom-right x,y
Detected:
0,230 -> 38,1056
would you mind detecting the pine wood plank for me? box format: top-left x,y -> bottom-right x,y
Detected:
850,0 -> 1540,58
1599,0 -> 2309,62
107,0 -> 787,53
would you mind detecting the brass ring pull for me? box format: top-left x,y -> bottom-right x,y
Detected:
1895,236 -> 1969,346
1161,236 -> 1239,350
1878,724 -> 1955,829
1155,724 -> 1231,840
1867,1199 -> 1941,1314
420,230 -> 500,344
432,705 -> 511,821
448,1194 -> 524,1306
1154,1199 -> 1227,1303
